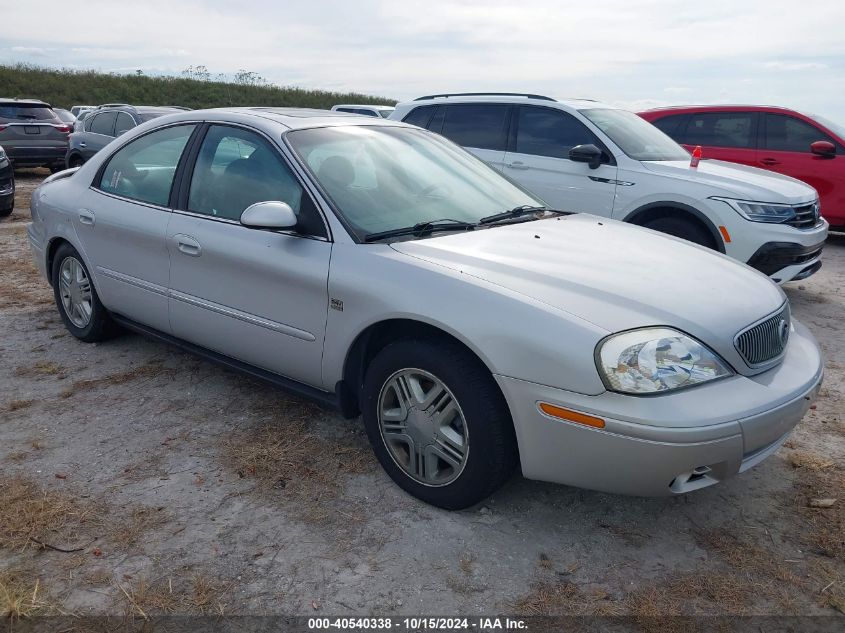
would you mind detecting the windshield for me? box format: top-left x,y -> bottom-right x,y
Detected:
581,108 -> 690,161
810,113 -> 845,141
286,125 -> 542,240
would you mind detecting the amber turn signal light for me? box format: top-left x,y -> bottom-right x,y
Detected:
538,403 -> 605,429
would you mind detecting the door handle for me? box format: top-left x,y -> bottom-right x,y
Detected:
175,234 -> 202,257
760,157 -> 780,166
78,209 -> 95,226
79,142 -> 87,148
506,161 -> 530,170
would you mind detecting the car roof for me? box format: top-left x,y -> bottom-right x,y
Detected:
333,104 -> 394,109
163,107 -> 407,131
0,98 -> 51,107
396,93 -> 614,112
640,104 -> 805,115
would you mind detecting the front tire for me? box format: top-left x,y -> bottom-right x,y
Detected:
67,154 -> 84,169
361,338 -> 518,510
641,215 -> 718,250
51,243 -> 116,342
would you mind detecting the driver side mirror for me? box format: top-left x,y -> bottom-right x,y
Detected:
569,144 -> 604,169
810,140 -> 836,158
240,201 -> 298,230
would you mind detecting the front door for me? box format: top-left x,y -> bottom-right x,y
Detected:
75,123 -> 197,333
759,113 -> 844,223
166,124 -> 332,388
502,105 -> 617,216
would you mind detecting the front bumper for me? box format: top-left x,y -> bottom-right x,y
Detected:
746,241 -> 825,283
496,319 -> 823,496
703,198 -> 828,283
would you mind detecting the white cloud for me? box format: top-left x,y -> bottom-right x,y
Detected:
763,61 -> 829,71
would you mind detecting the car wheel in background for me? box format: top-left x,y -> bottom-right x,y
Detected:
641,215 -> 718,250
361,338 -> 518,509
67,155 -> 84,169
51,243 -> 117,342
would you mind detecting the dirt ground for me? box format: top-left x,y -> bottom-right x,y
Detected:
1,169 -> 844,623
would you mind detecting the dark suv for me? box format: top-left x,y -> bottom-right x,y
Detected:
0,99 -> 71,171
66,105 -> 187,168
0,144 -> 13,216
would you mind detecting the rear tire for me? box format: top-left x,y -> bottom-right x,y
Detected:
361,338 -> 518,510
0,204 -> 12,218
641,215 -> 717,250
51,243 -> 117,342
67,155 -> 84,169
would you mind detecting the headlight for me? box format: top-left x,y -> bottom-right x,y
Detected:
596,328 -> 732,394
711,197 -> 800,224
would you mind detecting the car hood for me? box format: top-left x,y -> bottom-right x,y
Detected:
390,214 -> 786,374
642,159 -> 817,205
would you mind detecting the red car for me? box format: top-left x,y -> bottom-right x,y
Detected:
639,105 -> 845,229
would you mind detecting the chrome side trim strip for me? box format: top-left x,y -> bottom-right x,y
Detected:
97,267 -> 168,297
169,289 -> 316,342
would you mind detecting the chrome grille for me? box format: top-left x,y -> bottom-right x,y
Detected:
735,304 -> 790,367
786,202 -> 820,229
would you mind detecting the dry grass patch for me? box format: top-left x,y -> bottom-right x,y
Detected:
107,506 -> 169,550
0,569 -> 50,618
59,361 -> 174,398
117,574 -> 230,616
792,461 -> 845,562
0,226 -> 52,309
223,397 -> 374,524
15,360 -> 66,378
0,475 -> 93,553
4,398 -> 34,412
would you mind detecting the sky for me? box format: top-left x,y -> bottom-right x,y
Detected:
2,0 -> 845,122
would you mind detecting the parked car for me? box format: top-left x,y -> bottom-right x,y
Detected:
28,108 -> 823,508
639,105 -> 845,230
390,93 -> 828,283
0,144 -> 13,216
54,108 -> 77,127
70,105 -> 95,118
331,104 -> 395,118
0,98 -> 71,171
66,105 -> 188,168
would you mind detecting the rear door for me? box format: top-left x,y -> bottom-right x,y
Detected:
82,112 -> 118,160
502,105 -> 617,215
678,111 -> 758,167
166,123 -> 331,387
759,113 -> 843,218
74,123 -> 197,333
432,104 -> 510,172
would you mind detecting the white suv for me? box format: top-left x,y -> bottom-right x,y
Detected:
390,93 -> 828,283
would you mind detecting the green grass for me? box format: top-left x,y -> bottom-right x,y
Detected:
0,63 -> 396,111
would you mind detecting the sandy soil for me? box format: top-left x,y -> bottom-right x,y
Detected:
1,169 -> 843,622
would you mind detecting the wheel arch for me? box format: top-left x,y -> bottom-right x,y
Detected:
339,318 -> 511,422
622,201 -> 725,253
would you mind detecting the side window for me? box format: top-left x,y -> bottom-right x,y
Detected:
98,124 -> 195,206
335,108 -> 354,114
354,109 -> 378,117
90,111 -> 117,136
684,112 -> 755,148
651,114 -> 688,138
764,114 -> 834,152
516,106 -> 597,158
115,112 -> 136,136
187,125 -> 326,237
402,106 -> 435,128
441,104 -> 509,151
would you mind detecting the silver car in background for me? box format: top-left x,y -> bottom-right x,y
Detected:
27,108 -> 823,509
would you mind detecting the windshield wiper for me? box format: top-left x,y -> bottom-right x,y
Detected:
478,205 -> 557,225
364,219 -> 475,243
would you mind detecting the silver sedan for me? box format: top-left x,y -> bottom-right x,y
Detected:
27,108 -> 823,509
